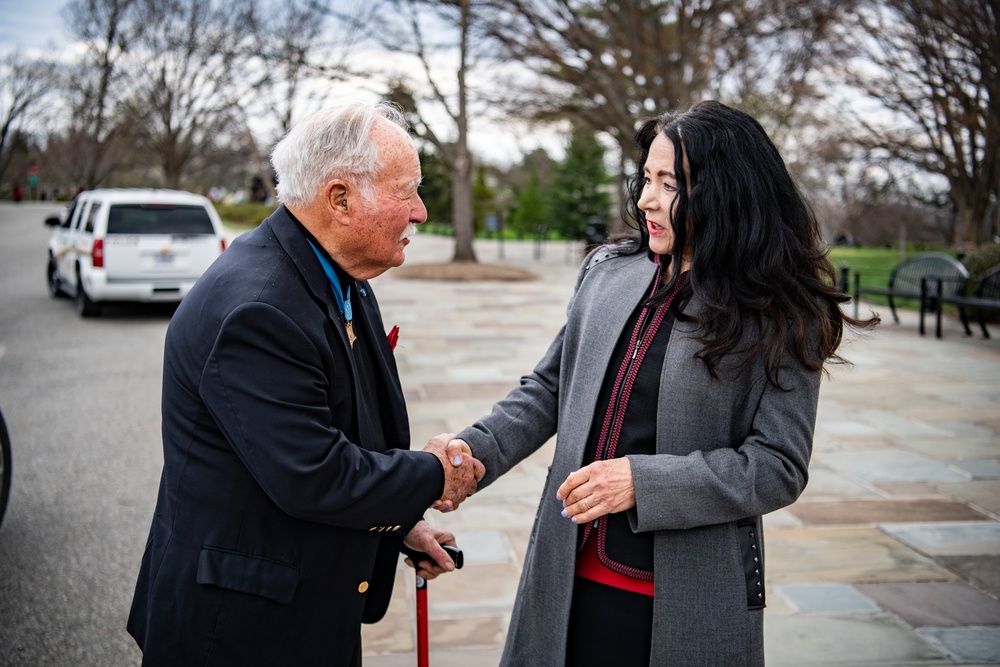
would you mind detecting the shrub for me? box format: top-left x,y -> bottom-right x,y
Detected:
214,202 -> 277,228
961,243 -> 1000,280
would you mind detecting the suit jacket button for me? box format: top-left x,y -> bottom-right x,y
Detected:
358,581 -> 369,593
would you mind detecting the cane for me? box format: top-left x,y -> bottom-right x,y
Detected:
401,544 -> 464,667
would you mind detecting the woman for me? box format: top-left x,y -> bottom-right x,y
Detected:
446,101 -> 876,666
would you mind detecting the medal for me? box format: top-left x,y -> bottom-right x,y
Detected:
308,240 -> 356,350
345,320 -> 357,348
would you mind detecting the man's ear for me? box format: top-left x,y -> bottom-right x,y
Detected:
323,180 -> 351,223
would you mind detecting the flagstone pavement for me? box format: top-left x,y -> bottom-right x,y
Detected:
360,233 -> 1000,666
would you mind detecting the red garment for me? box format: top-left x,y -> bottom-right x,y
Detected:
575,531 -> 654,596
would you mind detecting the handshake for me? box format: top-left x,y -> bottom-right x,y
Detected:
423,433 -> 482,512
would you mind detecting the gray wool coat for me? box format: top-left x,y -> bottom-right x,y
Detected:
458,245 -> 819,666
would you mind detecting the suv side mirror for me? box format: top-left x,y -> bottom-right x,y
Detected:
44,216 -> 61,227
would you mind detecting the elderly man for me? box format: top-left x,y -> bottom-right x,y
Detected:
127,102 -> 483,666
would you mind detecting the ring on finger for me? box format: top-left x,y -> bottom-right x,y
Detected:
582,497 -> 591,511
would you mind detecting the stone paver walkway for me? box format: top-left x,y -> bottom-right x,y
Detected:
361,233 -> 1000,666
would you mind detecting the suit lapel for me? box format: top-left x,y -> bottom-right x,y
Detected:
267,206 -> 353,353
353,283 -> 410,451
266,208 -> 409,453
266,207 -> 372,443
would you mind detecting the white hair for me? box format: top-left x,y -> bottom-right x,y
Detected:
270,101 -> 410,208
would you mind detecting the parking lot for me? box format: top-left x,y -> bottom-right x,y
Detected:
0,202 -> 163,665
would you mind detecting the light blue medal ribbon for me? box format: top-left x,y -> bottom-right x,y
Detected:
307,240 -> 355,345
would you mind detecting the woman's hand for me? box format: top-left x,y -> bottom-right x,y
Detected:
424,434 -> 484,512
403,520 -> 458,580
556,458 -> 636,523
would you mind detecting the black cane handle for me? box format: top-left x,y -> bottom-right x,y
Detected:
401,544 -> 464,570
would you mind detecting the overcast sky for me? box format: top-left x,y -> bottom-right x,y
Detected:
0,0 -> 68,56
0,0 -> 567,166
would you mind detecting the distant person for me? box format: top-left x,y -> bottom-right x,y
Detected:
127,102 -> 484,666
11,183 -> 22,203
446,100 -> 878,666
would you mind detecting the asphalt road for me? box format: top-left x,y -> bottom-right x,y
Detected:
0,202 -> 170,666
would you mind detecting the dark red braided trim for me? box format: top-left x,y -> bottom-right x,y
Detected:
579,264 -> 664,548
605,304 -> 668,461
597,513 -> 654,580
578,271 -> 688,581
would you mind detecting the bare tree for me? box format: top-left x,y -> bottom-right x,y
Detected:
0,51 -> 56,188
240,0 -> 376,200
716,0 -> 858,144
483,0 -> 851,230
245,0 -> 380,137
62,0 -> 143,189
377,0 -> 493,262
122,0 -> 256,189
841,0 -> 999,247
485,1 -> 725,149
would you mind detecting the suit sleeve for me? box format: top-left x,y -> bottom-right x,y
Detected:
199,301 -> 443,531
628,357 -> 817,532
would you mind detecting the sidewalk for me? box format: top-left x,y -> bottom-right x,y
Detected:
363,233 -> 1000,666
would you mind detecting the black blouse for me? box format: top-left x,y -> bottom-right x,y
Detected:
578,269 -> 681,578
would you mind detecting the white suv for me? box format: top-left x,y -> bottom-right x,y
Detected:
45,189 -> 227,317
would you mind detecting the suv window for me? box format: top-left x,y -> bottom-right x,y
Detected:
62,197 -> 83,229
84,201 -> 101,232
72,201 -> 93,232
61,201 -> 77,228
107,204 -> 215,235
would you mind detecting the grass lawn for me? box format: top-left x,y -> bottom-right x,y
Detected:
828,245 -> 959,312
828,246 -> 911,280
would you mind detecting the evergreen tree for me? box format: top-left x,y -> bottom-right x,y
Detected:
472,164 -> 496,233
551,128 -> 613,241
510,171 -> 549,238
418,147 -> 453,226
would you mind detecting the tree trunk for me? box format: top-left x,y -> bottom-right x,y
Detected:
955,207 -> 980,250
450,0 -> 476,262
952,183 -> 990,248
451,152 -> 476,261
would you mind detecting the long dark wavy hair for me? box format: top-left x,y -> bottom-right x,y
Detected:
623,100 -> 877,388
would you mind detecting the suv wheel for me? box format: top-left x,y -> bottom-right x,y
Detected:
75,272 -> 101,318
0,407 -> 11,530
47,258 -> 62,298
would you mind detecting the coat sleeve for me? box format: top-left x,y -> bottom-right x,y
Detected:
456,248 -> 606,485
457,325 -> 563,487
628,355 -> 818,532
199,301 -> 443,531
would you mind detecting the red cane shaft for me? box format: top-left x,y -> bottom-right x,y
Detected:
416,582 -> 429,667
401,545 -> 462,667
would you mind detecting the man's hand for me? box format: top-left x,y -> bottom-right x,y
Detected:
402,520 -> 458,580
423,433 -> 484,512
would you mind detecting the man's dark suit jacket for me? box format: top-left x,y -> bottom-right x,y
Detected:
127,205 -> 444,665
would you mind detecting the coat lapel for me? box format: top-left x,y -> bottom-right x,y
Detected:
264,207 -> 371,440
563,252 -> 658,464
267,206 -> 354,352
265,207 -> 409,453
353,283 -> 410,451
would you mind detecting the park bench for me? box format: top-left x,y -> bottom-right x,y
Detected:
852,252 -> 969,336
931,263 -> 1000,339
